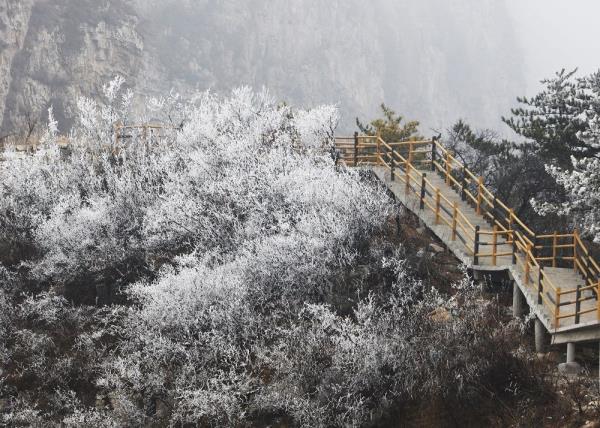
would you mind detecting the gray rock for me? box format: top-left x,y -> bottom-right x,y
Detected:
558,362 -> 582,376
429,243 -> 445,253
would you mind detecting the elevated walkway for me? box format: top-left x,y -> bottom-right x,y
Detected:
335,135 -> 600,345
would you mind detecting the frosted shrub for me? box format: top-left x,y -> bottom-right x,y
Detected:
0,79 -> 542,426
251,272 -> 524,427
109,251 -> 531,426
0,81 -> 385,300
90,85 -> 394,424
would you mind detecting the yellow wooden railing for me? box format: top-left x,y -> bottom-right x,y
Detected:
335,133 -> 600,328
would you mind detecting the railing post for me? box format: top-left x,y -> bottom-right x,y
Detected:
445,151 -> 451,185
408,141 -> 414,165
575,280 -> 582,324
390,144 -> 395,182
508,210 -> 515,261
597,280 -> 600,321
552,231 -> 557,268
532,234 -> 538,261
452,202 -> 458,241
538,266 -> 544,304
460,167 -> 466,201
474,225 -> 480,265
492,225 -> 498,266
476,176 -> 483,215
376,134 -> 381,165
405,161 -> 410,195
353,131 -> 358,167
524,244 -> 531,285
575,250 -> 587,325
431,138 -> 436,172
435,189 -> 441,224
586,255 -> 592,288
573,230 -> 578,272
555,288 -> 561,328
419,174 -> 427,210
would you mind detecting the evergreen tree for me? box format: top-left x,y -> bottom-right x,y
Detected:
356,103 -> 421,141
502,69 -> 598,168
576,70 -> 600,150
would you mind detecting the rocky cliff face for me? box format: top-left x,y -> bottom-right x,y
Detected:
0,0 -> 525,135
0,0 -> 34,132
0,0 -> 142,136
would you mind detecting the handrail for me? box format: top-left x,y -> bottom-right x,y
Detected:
334,134 -> 600,329
433,139 -> 536,238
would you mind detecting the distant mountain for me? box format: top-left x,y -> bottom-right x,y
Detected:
0,0 -> 525,136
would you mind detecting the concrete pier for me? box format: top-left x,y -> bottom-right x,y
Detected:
567,343 -> 576,363
512,281 -> 525,318
535,318 -> 548,353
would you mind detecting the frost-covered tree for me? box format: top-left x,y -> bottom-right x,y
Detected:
83,84 -> 396,425
0,79 -> 399,424
0,79 -> 558,426
503,68 -> 600,168
575,70 -> 600,150
530,70 -> 600,241
534,156 -> 600,242
0,79 -> 377,302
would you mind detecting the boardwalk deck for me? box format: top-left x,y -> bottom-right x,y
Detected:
335,135 -> 600,345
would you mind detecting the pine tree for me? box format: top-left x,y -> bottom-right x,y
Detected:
502,69 -> 598,168
527,69 -> 600,240
356,103 -> 421,141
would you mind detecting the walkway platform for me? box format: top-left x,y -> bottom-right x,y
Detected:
335,135 -> 600,345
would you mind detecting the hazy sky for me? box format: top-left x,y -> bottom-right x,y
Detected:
508,0 -> 600,93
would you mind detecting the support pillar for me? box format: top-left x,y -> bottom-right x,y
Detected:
558,342 -> 581,375
567,342 -> 576,363
534,318 -> 548,353
512,282 -> 525,318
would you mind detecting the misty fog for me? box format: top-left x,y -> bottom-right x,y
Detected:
508,0 -> 600,92
0,0 -> 598,137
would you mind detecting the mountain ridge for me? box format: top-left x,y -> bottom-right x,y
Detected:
0,0 -> 525,135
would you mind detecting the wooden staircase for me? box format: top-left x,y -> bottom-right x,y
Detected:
335,134 -> 600,342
